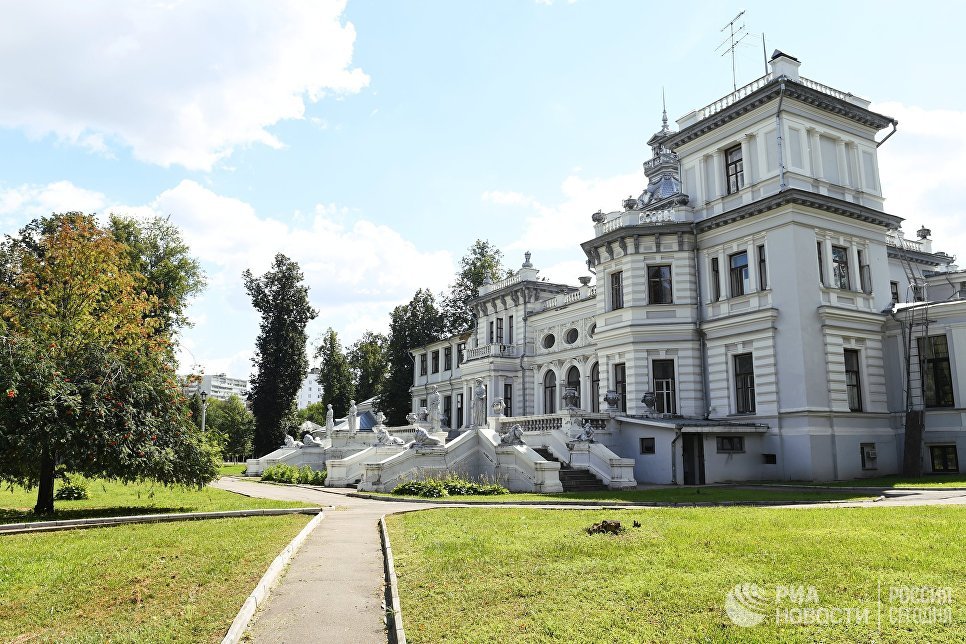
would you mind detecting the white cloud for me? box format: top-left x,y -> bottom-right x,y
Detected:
0,1 -> 368,170
875,102 -> 966,260
483,171 -> 640,253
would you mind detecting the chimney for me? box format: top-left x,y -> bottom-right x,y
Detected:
769,50 -> 801,81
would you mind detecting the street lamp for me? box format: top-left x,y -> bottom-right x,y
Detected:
200,390 -> 208,433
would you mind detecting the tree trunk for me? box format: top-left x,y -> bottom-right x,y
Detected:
34,447 -> 56,515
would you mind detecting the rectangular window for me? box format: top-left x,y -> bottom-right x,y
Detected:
640,437 -> 656,454
757,244 -> 767,290
930,445 -> 960,473
890,281 -> 900,303
456,393 -> 464,428
711,257 -> 721,301
652,359 -> 676,414
496,318 -> 504,344
488,321 -> 494,344
734,353 -> 756,414
729,251 -> 750,297
419,354 -> 427,376
431,350 -> 439,374
444,347 -> 452,371
857,250 -> 871,294
831,245 -> 850,290
725,145 -> 744,194
919,335 -> 954,407
443,395 -> 452,428
419,398 -> 427,411
860,442 -> 878,470
611,271 -> 624,310
503,383 -> 512,417
763,453 -> 777,465
817,241 -> 825,286
844,349 -> 862,411
456,343 -> 465,367
507,316 -> 514,344
647,265 -> 673,304
614,363 -> 627,413
716,436 -> 745,453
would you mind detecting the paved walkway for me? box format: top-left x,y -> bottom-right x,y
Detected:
214,479 -> 966,643
213,478 -> 443,644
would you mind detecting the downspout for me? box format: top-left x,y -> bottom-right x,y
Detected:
692,224 -> 711,418
776,77 -> 788,191
670,429 -> 682,485
876,120 -> 899,148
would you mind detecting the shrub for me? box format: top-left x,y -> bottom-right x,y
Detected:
261,464 -> 326,485
391,474 -> 508,497
54,476 -> 89,501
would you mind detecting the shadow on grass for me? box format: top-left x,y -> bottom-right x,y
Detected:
0,505 -> 194,525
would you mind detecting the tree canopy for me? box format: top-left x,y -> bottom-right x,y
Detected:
0,213 -> 216,514
347,331 -> 388,402
442,239 -> 508,334
244,254 -> 317,457
315,327 -> 354,415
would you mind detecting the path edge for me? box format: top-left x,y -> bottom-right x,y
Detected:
222,510 -> 325,644
380,514 -> 407,644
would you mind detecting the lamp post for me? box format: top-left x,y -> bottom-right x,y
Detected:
200,390 -> 208,433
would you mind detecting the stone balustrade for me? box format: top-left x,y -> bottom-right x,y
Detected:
465,343 -> 518,361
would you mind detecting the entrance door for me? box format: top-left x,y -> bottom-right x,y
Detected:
682,434 -> 706,485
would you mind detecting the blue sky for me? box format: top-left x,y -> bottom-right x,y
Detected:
2,0 -> 964,378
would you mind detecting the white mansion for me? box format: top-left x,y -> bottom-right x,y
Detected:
410,51 -> 965,485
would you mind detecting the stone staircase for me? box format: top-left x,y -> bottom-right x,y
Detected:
532,447 -> 608,492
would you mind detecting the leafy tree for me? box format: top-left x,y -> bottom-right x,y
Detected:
0,213 -> 216,514
348,331 -> 388,402
381,289 -> 446,424
315,328 -> 354,415
442,239 -> 508,334
244,254 -> 317,457
207,395 -> 254,461
295,401 -> 328,427
189,391 -> 205,431
108,214 -> 205,344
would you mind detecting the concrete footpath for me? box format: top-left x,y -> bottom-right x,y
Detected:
213,478 -> 440,644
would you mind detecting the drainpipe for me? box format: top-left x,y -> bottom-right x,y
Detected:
876,120 -> 899,148
692,224 -> 711,418
670,429 -> 682,485
776,77 -> 788,191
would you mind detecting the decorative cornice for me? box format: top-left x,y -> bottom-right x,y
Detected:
695,188 -> 902,233
662,79 -> 894,149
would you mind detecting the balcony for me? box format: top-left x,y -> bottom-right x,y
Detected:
593,207 -> 692,238
465,343 -> 518,361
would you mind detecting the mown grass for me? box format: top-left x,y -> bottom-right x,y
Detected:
371,487 -> 873,504
0,514 -> 311,642
786,474 -> 966,489
0,478 -> 310,524
217,463 -> 248,477
387,506 -> 966,643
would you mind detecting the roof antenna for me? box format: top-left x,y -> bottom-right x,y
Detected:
716,10 -> 748,92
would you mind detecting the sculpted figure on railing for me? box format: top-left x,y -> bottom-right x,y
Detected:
499,424 -> 526,446
283,434 -> 302,448
473,378 -> 487,427
376,425 -> 405,446
410,426 -> 444,449
573,421 -> 595,443
428,385 -> 442,431
325,404 -> 334,432
302,433 -> 323,447
347,400 -> 358,433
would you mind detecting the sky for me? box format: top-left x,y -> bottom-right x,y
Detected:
1,0 -> 964,379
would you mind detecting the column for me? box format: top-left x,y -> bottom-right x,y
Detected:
696,155 -> 707,203
718,248 -> 728,298
836,140 -> 850,188
581,361 -> 591,412
533,367 -> 543,414
808,128 -> 823,180
850,143 -> 865,192
739,137 -> 752,189
712,150 -> 726,199
746,241 -> 759,293
462,381 -> 472,428
824,238 -> 835,288
849,245 -> 862,292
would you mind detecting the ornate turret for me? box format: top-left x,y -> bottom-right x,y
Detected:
636,91 -> 686,210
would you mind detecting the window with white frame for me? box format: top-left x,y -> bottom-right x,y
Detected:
652,359 -> 676,414
734,353 -> 756,414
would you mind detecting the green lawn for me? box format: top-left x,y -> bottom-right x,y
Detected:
370,487 -> 874,504
387,506 -> 966,643
786,474 -> 966,489
0,478 -> 310,524
0,514 -> 311,642
217,463 -> 248,477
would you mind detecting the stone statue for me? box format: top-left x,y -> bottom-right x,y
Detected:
347,400 -> 358,433
376,425 -> 405,446
374,410 -> 386,429
574,421 -> 595,443
405,411 -> 419,426
325,404 -> 334,432
302,433 -> 322,447
428,385 -> 442,431
283,434 -> 302,448
410,427 -> 444,449
499,424 -> 525,446
473,378 -> 487,427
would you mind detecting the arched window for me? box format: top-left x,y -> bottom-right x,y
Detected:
590,362 -> 600,412
566,366 -> 581,408
543,371 -> 557,414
